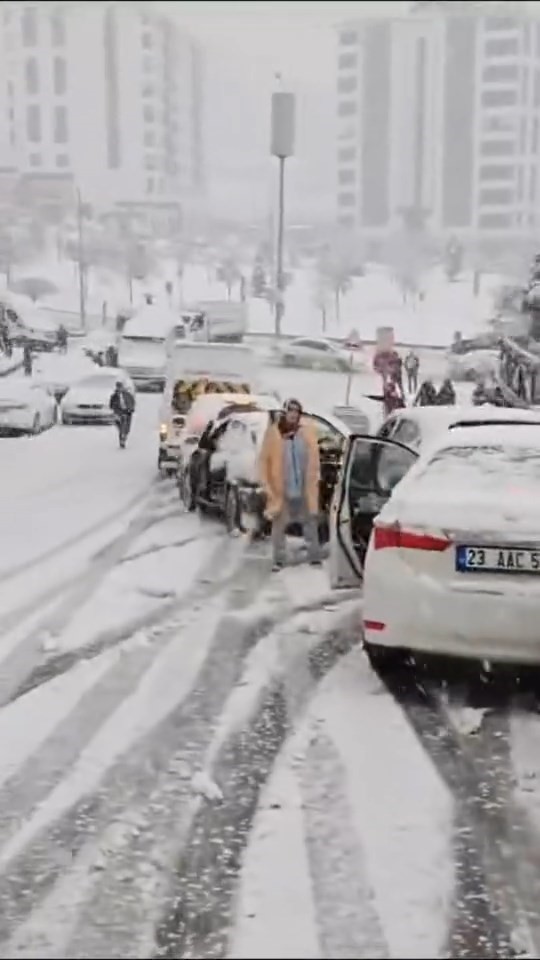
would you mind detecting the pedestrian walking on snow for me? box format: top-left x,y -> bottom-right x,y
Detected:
404,350 -> 420,393
258,398 -> 321,571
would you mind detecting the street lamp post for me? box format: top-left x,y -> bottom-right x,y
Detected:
270,88 -> 295,338
76,188 -> 87,330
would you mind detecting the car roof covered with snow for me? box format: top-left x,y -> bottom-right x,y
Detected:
384,403 -> 540,445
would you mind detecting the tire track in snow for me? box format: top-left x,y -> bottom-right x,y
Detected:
0,541 -> 272,948
152,615 -> 359,960
0,486 -> 199,706
0,481 -> 153,587
381,665 -> 535,959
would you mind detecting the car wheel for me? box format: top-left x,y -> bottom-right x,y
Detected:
225,485 -> 241,533
61,413 -> 71,425
31,414 -> 41,435
181,469 -> 196,511
364,640 -> 409,674
51,405 -> 58,425
338,359 -> 352,373
282,354 -> 294,366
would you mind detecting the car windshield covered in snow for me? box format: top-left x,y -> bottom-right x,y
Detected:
78,374 -> 118,389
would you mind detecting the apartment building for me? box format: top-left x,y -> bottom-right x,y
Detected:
336,5 -> 540,242
0,1 -> 204,231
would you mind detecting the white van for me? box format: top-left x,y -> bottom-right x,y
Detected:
118,305 -> 176,390
186,301 -> 247,343
158,342 -> 263,473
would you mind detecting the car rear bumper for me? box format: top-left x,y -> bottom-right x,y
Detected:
364,568 -> 540,663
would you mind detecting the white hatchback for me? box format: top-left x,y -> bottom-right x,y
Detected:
0,379 -> 58,435
330,420 -> 540,666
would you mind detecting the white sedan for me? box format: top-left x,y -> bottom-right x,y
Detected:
33,350 -> 99,401
329,419 -> 540,667
274,337 -> 365,373
0,379 -> 58,435
60,369 -> 135,425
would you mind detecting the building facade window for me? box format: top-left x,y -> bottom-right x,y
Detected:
485,38 -> 518,57
337,191 -> 355,207
25,57 -> 39,95
338,100 -> 356,117
29,152 -> 41,167
530,167 -> 537,202
480,139 -> 515,157
26,104 -> 41,142
479,163 -> 514,181
144,130 -> 155,147
338,146 -> 356,162
339,30 -> 358,45
482,114 -> 516,134
535,71 -> 540,106
338,52 -> 357,69
482,63 -> 518,82
478,212 -> 512,228
338,169 -> 355,185
338,75 -> 357,94
142,32 -> 153,49
54,104 -> 68,142
485,17 -> 517,31
51,9 -> 65,46
481,88 -> 517,108
56,153 -> 69,167
479,187 -> 513,205
22,7 -> 38,46
54,57 -> 66,95
143,104 -> 155,122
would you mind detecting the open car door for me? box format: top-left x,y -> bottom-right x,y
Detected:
328,434 -> 418,588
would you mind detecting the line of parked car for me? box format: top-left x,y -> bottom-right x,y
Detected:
0,365 -> 135,437
172,386 -> 540,668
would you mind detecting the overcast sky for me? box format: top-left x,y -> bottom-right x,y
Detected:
165,1 -> 409,82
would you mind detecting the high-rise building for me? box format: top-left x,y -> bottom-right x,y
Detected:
0,1 -> 204,231
336,5 -> 540,242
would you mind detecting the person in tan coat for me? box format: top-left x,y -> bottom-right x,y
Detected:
258,398 -> 321,570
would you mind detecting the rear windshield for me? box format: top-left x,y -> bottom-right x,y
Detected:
425,444 -> 540,484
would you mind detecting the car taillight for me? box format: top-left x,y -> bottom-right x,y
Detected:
373,522 -> 451,552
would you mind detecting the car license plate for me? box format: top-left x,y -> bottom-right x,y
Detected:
456,544 -> 540,574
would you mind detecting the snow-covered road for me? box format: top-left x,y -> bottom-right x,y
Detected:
0,350 -> 538,960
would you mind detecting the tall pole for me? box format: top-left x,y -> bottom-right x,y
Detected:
270,87 -> 295,340
275,156 -> 285,337
76,189 -> 86,331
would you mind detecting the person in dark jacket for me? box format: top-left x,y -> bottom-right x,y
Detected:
105,343 -> 118,367
109,380 -> 135,448
22,342 -> 33,376
404,350 -> 420,393
415,379 -> 437,406
56,324 -> 68,354
472,378 -> 490,406
436,378 -> 456,406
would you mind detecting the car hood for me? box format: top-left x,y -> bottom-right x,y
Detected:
63,388 -> 109,406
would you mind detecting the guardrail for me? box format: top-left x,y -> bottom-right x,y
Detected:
38,306 -> 450,353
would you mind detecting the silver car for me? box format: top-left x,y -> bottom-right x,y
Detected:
275,337 -> 362,373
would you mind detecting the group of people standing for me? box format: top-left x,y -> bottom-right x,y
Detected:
379,347 -> 459,415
